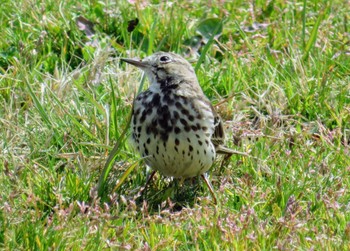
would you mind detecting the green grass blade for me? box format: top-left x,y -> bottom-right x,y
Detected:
73,81 -> 105,115
109,76 -> 118,138
25,81 -> 52,126
302,0 -> 307,47
97,103 -> 133,197
112,159 -> 142,193
302,10 -> 324,60
195,19 -> 224,72
47,88 -> 96,139
97,59 -> 147,198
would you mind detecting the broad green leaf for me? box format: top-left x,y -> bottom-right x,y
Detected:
197,18 -> 223,39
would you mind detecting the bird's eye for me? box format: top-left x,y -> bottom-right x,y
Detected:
159,55 -> 171,63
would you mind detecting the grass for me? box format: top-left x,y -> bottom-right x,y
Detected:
1,0 -> 350,250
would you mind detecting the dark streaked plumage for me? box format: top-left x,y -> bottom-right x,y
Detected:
121,52 -> 234,202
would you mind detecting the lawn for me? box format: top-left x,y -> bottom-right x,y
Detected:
1,0 -> 350,250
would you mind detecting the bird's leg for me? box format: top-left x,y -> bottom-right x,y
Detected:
201,173 -> 217,204
139,170 -> 157,196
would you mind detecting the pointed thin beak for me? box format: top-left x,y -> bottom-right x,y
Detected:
120,58 -> 149,69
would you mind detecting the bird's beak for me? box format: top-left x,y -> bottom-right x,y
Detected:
120,58 -> 149,69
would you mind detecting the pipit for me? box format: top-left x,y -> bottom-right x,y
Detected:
121,52 -> 235,203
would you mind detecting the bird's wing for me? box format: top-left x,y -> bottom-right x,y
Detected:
211,105 -> 243,156
210,105 -> 225,147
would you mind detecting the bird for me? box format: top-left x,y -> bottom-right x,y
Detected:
121,52 -> 236,203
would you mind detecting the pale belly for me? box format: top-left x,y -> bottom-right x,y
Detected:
133,130 -> 216,178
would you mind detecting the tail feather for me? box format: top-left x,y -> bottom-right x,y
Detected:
215,145 -> 251,157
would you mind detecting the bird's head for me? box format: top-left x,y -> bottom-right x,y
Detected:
121,52 -> 198,89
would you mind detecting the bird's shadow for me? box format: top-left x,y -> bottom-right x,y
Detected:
135,177 -> 206,211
